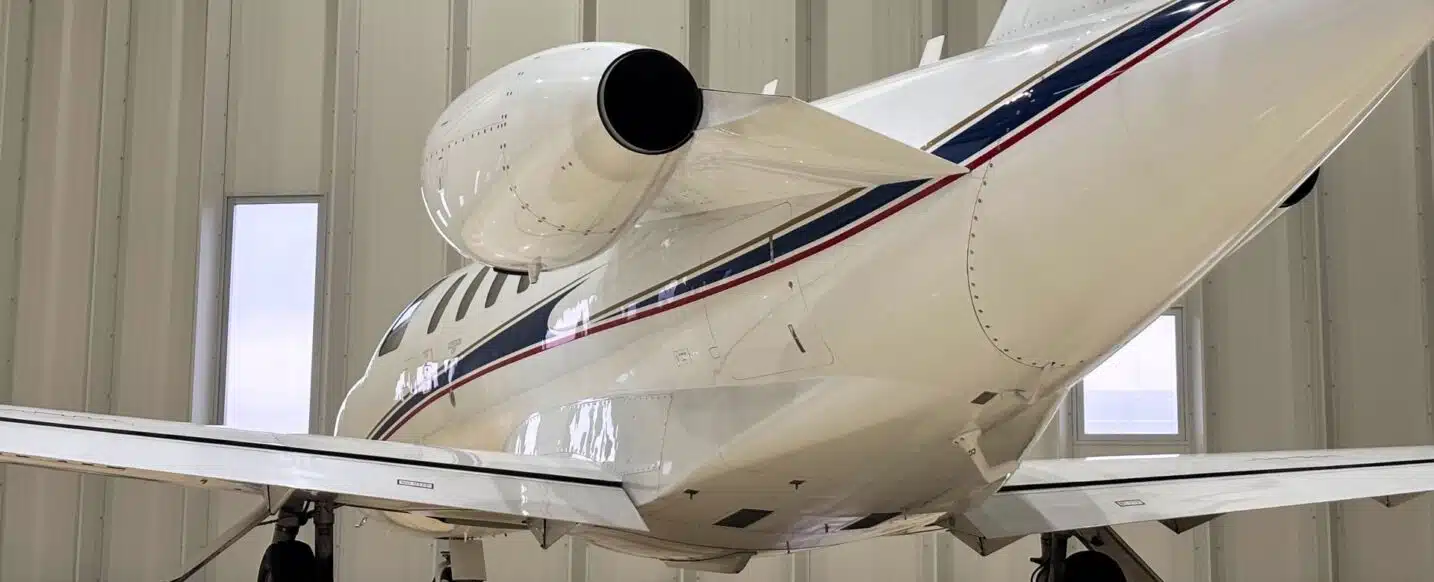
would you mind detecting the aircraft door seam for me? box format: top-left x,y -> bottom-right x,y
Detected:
965,163 -> 1052,370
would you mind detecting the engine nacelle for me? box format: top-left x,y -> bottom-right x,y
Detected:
420,43 -> 703,274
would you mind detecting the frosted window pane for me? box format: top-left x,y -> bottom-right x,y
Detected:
1081,314 -> 1179,435
223,202 -> 319,433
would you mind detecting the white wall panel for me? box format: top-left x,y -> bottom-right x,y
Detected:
812,534 -> 923,582
944,0 -> 1005,52
483,533 -> 574,581
2,2 -> 104,579
1201,213 -> 1330,582
822,0 -> 922,96
708,0 -> 797,93
597,0 -> 687,62
586,546 -> 675,582
469,0 -> 583,79
0,1 -> 25,567
0,0 -> 211,579
229,0 -> 327,195
0,0 -> 33,424
1318,75 -> 1434,580
948,536 -> 1042,580
105,0 -> 208,579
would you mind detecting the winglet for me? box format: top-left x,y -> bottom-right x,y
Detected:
920,36 -> 945,66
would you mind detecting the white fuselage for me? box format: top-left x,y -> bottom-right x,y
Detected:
332,0 -> 1434,562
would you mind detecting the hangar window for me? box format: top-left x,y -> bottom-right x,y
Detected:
221,201 -> 320,434
1075,312 -> 1184,439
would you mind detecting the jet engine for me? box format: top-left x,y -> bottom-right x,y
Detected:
420,43 -> 704,275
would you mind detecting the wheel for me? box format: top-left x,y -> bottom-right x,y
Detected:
257,539 -> 317,582
1064,550 -> 1126,582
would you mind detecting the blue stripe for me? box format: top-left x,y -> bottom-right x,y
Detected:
370,281 -> 586,438
936,0 -> 1212,162
373,0 -> 1217,439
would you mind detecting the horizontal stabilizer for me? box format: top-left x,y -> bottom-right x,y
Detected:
646,89 -> 966,218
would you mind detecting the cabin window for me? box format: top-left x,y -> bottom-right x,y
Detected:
221,201 -> 320,434
428,274 -> 467,333
456,267 -> 489,320
1075,312 -> 1184,439
485,271 -> 509,308
377,279 -> 443,357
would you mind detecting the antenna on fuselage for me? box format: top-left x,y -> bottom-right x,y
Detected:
920,35 -> 945,66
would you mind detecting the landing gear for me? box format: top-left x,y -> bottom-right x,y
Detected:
256,496 -> 336,582
1030,528 -> 1160,582
257,540 -> 316,582
1064,551 -> 1125,581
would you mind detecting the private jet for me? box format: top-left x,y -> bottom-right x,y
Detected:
3,0 -> 1433,580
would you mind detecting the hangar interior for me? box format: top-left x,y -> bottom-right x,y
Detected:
2,0 -> 1434,580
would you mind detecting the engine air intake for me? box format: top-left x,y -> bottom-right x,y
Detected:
598,48 -> 703,155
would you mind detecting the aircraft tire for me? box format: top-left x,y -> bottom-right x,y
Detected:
257,539 -> 317,582
1062,550 -> 1126,582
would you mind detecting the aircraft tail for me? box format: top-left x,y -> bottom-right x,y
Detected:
986,0 -> 1156,45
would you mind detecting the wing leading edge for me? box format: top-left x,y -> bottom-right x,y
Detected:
0,405 -> 646,531
961,446 -> 1434,539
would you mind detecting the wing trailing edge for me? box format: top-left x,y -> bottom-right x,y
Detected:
0,405 -> 647,531
962,446 -> 1434,538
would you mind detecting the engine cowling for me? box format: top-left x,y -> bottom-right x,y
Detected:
420,43 -> 704,274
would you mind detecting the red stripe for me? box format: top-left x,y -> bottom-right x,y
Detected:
379,0 -> 1234,440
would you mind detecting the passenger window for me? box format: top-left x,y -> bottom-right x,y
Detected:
485,272 -> 509,308
377,279 -> 442,357
427,274 -> 467,334
456,267 -> 488,320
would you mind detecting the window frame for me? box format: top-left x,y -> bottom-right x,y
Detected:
215,196 -> 326,434
1072,307 -> 1192,444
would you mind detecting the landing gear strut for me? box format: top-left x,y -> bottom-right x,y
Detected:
1030,528 -> 1163,582
258,497 -> 336,582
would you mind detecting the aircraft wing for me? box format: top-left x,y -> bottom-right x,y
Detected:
959,446 -> 1434,540
0,404 -> 645,531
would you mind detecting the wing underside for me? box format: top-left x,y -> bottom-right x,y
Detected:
8,404 -> 1434,554
960,446 -> 1434,540
0,405 -> 645,532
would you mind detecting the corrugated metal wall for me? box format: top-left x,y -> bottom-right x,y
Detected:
1,0 -> 1432,580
